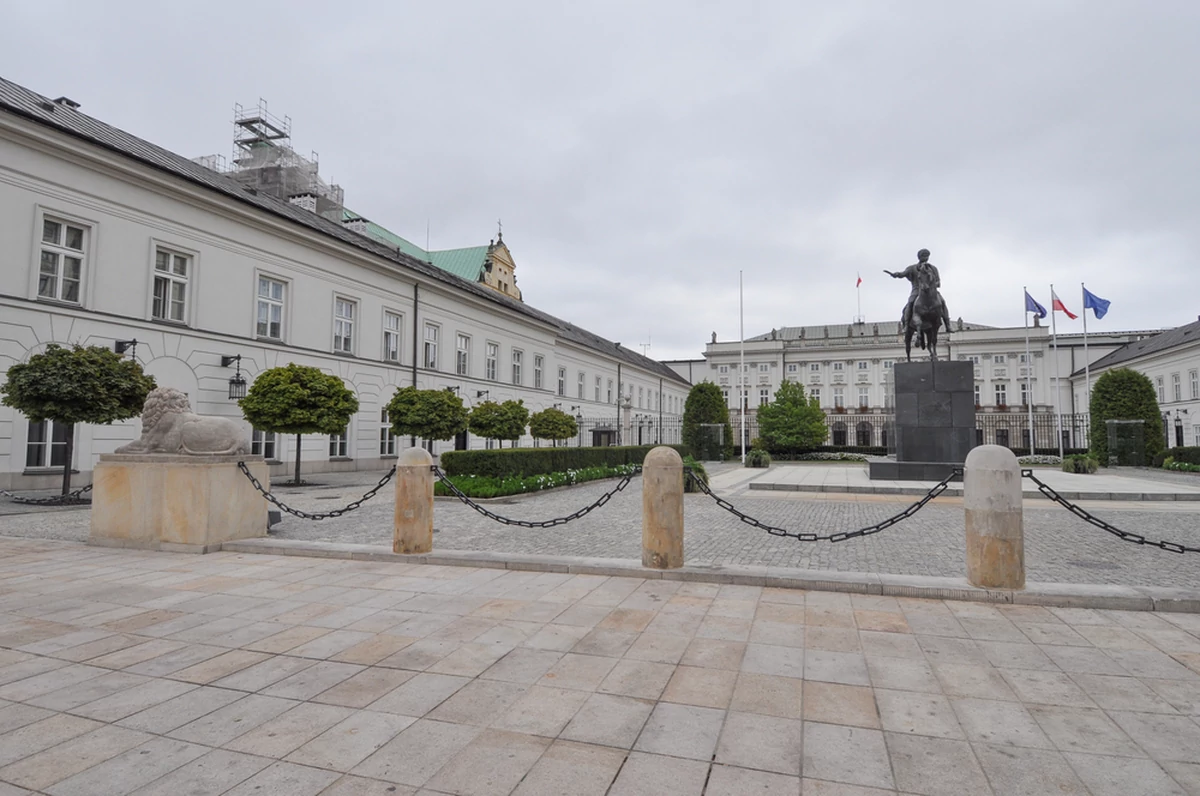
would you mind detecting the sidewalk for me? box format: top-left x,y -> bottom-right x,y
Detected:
2,537 -> 1200,795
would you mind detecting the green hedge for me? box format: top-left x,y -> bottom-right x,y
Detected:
757,445 -> 887,457
440,445 -> 688,478
1153,447 -> 1200,468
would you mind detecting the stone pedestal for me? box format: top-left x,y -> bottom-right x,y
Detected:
964,445 -> 1025,589
869,360 -> 976,481
642,446 -> 684,569
394,447 -> 434,554
89,454 -> 269,553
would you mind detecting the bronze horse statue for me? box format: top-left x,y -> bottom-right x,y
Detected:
905,264 -> 944,362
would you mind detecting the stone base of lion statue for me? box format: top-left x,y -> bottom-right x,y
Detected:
89,453 -> 270,553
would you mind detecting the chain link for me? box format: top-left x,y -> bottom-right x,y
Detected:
1022,469 -> 1200,554
237,462 -> 396,521
686,468 -> 959,542
0,483 -> 93,505
432,465 -> 637,528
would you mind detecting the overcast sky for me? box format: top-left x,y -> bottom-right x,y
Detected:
3,1 -> 1197,360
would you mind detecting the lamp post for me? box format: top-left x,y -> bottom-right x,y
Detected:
1175,410 -> 1186,448
573,407 -> 583,447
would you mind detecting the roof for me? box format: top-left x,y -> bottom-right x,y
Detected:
0,77 -> 686,386
342,210 -> 489,282
744,320 -> 995,342
1084,318 -> 1200,373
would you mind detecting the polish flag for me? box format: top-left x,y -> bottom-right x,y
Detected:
856,274 -> 862,287
1051,289 -> 1078,319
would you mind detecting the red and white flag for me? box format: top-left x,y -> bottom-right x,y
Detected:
855,274 -> 862,287
1051,289 -> 1077,319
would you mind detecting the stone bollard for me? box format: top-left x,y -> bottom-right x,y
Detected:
394,447 -> 434,554
642,446 -> 684,569
964,445 -> 1025,590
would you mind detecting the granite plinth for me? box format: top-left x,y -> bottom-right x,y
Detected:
868,460 -> 964,482
875,360 -> 976,482
89,453 -> 269,553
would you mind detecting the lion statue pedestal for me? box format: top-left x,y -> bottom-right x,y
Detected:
89,387 -> 270,553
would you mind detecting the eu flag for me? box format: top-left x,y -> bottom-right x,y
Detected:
1024,290 -> 1048,319
1083,287 -> 1110,320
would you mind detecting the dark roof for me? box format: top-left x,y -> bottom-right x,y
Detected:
745,320 -> 994,342
1084,318 -> 1200,373
0,77 -> 685,386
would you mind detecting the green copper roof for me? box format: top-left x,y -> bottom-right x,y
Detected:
343,210 -> 487,282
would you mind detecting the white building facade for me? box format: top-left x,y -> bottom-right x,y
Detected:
0,79 -> 689,489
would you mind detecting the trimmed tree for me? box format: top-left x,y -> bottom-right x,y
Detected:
1089,367 -> 1164,466
529,407 -> 577,447
1,343 -> 156,495
469,399 -> 529,448
387,387 -> 469,447
682,382 -> 734,459
756,379 -> 828,452
238,363 -> 359,485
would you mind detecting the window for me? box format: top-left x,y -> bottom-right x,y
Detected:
810,363 -> 820,372
1020,382 -> 1029,406
834,387 -> 844,408
1155,376 -> 1164,403
38,217 -> 86,303
638,386 -> 644,408
424,324 -> 439,369
607,379 -> 613,403
333,297 -> 355,353
512,350 -> 523,385
595,376 -> 601,402
577,372 -> 584,399
380,409 -> 396,456
256,276 -> 285,339
857,361 -> 868,370
810,388 -> 820,405
858,386 -> 869,408
759,363 -> 769,373
719,365 -> 728,374
534,355 -> 544,389
968,355 -> 981,364
787,364 -> 797,373
1172,373 -> 1181,402
1192,370 -> 1199,400
995,383 -> 1008,406
152,248 -> 189,322
557,367 -> 566,396
485,342 -> 498,380
383,312 -> 402,362
454,334 -> 470,376
251,429 -> 277,460
722,388 -> 730,406
25,419 -> 68,468
759,388 -> 770,406
993,355 -> 1006,364
329,428 -> 348,457
833,362 -> 844,372
974,384 -> 981,406
1019,354 -> 1029,364
883,360 -> 894,370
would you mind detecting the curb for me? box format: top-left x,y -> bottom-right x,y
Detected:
219,537 -> 1200,614
745,483 -> 1200,501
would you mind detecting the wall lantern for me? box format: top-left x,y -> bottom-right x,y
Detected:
115,338 -> 138,358
477,390 -> 489,399
221,354 -> 247,400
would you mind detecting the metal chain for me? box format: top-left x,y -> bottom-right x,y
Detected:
686,468 -> 959,542
237,462 -> 396,521
1022,469 -> 1200,554
0,483 -> 93,505
432,465 -> 637,528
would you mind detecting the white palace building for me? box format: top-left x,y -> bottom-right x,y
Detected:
0,78 -> 690,490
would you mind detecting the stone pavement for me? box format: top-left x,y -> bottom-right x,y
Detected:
4,537 -> 1200,795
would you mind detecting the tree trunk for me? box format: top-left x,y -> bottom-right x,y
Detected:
294,433 -> 302,485
60,422 -> 75,496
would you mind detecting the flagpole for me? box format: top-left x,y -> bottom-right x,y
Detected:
1051,283 -> 1063,460
1082,282 -> 1091,416
856,272 -> 862,323
739,270 -> 746,465
1024,287 -> 1035,454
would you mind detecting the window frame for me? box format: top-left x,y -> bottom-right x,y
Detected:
332,295 -> 357,355
149,241 -> 196,325
382,310 -> 403,363
255,273 -> 289,341
33,208 -> 92,306
534,354 -> 544,390
578,371 -> 585,399
423,322 -> 440,370
557,366 -> 566,397
379,408 -> 396,456
995,383 -> 1008,406
485,341 -> 499,381
25,418 -> 70,470
251,429 -> 278,461
511,349 -> 523,386
329,427 -> 349,458
455,333 -> 470,376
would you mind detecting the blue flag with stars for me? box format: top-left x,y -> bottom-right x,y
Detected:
1083,287 -> 1110,320
1024,290 -> 1047,318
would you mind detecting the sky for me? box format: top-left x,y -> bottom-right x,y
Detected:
3,1 -> 1198,361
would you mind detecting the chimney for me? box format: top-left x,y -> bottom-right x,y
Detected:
343,217 -> 370,235
289,193 -> 317,213
52,97 -> 80,109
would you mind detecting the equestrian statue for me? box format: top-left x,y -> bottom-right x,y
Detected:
884,248 -> 952,362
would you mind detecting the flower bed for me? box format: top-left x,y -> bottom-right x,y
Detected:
434,464 -> 639,498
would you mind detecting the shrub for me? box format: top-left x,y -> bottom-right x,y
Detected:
434,464 -> 637,498
529,407 -> 577,446
1153,447 -> 1200,468
745,448 -> 772,468
682,455 -> 709,492
1018,455 -> 1062,466
757,380 -> 827,451
1089,368 -> 1163,465
440,445 -> 687,478
387,387 -> 468,443
682,382 -> 733,459
1061,454 -> 1099,474
1164,461 -> 1200,473
469,400 -> 529,448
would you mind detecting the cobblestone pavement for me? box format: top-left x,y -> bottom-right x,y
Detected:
4,538 -> 1200,795
2,466 -> 1199,588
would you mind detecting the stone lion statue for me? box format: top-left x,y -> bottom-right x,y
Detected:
116,387 -> 251,455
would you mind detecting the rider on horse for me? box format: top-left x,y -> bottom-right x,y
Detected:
885,249 -> 951,333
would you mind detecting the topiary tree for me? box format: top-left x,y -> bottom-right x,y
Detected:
681,382 -> 734,460
2,343 -> 156,495
387,387 -> 469,449
239,363 -> 359,485
470,399 -> 530,448
756,379 -> 828,452
529,407 -> 577,447
1089,367 -> 1164,466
